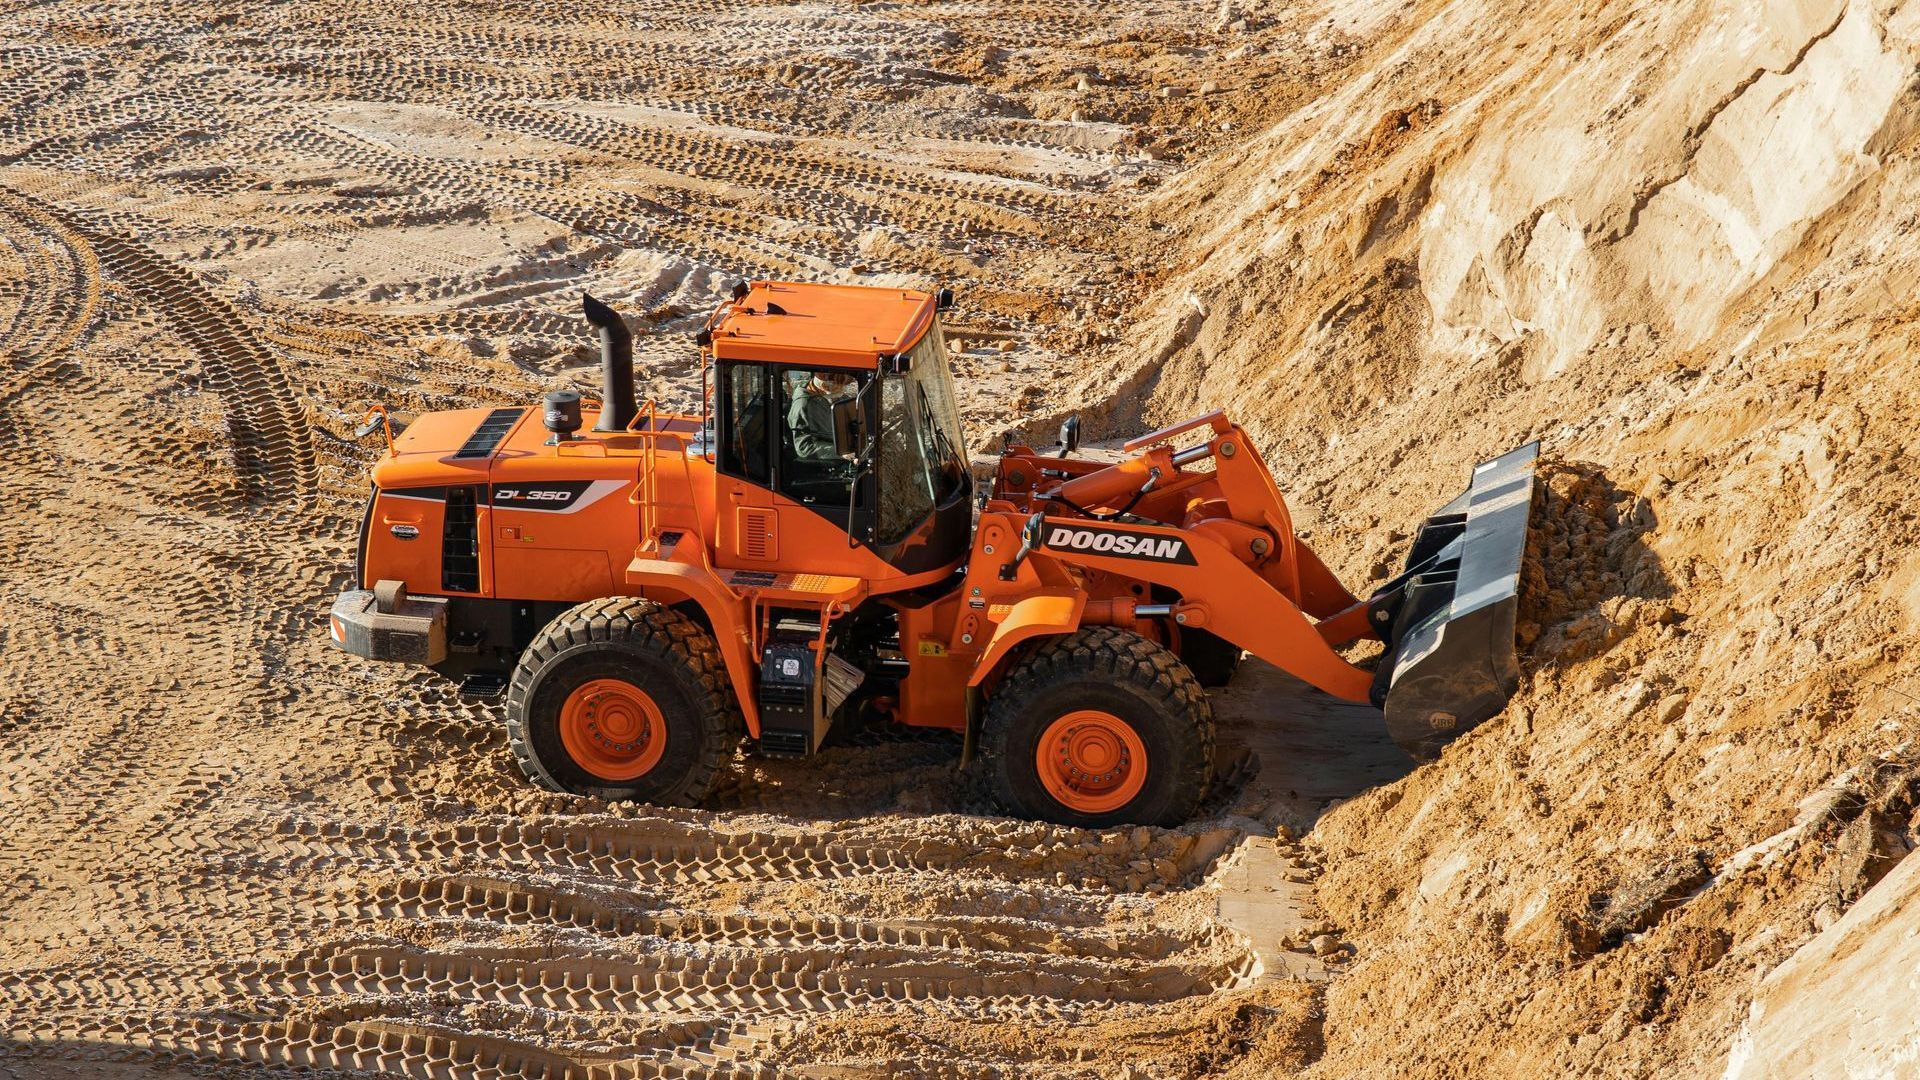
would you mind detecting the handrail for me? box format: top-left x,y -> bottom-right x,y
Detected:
627,398 -> 708,555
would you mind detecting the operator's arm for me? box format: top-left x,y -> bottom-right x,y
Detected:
789,393 -> 838,458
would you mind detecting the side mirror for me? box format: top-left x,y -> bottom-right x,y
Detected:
1057,415 -> 1081,459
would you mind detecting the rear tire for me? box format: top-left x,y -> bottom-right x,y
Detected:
506,597 -> 739,805
981,627 -> 1213,828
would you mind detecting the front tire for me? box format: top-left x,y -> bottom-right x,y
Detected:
981,627 -> 1213,828
506,597 -> 739,805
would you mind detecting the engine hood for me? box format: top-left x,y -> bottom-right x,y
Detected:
371,406 -> 531,490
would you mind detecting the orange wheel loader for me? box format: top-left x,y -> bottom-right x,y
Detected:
329,282 -> 1537,826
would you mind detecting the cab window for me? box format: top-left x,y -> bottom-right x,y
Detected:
777,367 -> 868,507
875,325 -> 969,544
717,362 -> 771,484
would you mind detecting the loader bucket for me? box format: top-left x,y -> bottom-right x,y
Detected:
1371,442 -> 1539,760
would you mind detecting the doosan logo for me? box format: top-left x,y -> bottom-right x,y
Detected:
1043,525 -> 1196,564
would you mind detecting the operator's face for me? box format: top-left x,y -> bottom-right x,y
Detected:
812,373 -> 856,398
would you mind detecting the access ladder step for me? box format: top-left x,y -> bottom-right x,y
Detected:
458,672 -> 510,700
756,729 -> 811,757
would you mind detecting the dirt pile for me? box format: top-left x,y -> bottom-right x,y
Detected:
1064,0 -> 1920,1073
1517,461 -> 1663,657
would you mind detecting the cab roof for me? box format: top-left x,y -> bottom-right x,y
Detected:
708,280 -> 937,369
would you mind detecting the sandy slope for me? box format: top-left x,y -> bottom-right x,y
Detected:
0,2 -> 1370,1077
1068,0 -> 1920,1074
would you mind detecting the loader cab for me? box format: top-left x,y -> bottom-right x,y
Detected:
717,362 -> 874,517
708,282 -> 972,583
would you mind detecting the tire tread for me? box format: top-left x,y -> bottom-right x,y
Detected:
978,626 -> 1213,826
504,597 -> 740,805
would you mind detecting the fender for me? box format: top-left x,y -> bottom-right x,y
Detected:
624,553 -> 763,736
967,592 -> 1085,688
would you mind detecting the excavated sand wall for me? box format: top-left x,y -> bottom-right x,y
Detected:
1078,0 -> 1920,1074
1422,0 -> 1915,377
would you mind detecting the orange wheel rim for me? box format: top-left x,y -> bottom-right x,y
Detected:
559,678 -> 667,782
1035,709 -> 1147,815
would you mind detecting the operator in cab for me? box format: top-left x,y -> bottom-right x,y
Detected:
790,370 -> 857,459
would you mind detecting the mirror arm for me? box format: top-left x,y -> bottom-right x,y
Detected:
1000,511 -> 1047,580
356,405 -> 400,457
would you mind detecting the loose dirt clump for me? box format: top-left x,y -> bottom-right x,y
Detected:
1517,461 -> 1663,655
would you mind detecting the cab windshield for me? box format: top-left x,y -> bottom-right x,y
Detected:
875,322 -> 968,545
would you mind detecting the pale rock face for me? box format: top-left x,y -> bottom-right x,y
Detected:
1421,0 -> 1914,382
1721,849 -> 1920,1078
1619,0 -> 1910,345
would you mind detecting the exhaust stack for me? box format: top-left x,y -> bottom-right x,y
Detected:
582,292 -> 636,432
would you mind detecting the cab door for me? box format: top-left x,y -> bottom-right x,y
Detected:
713,361 -> 875,574
714,362 -> 781,566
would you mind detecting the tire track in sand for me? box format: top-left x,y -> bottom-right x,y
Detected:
0,184 -> 317,502
0,187 -> 101,388
79,225 -> 317,501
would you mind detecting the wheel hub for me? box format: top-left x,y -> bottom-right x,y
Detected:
1035,709 -> 1148,815
559,678 -> 667,782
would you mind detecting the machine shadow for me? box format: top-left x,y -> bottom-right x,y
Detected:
1208,659 -> 1417,837
706,656 -> 1418,833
